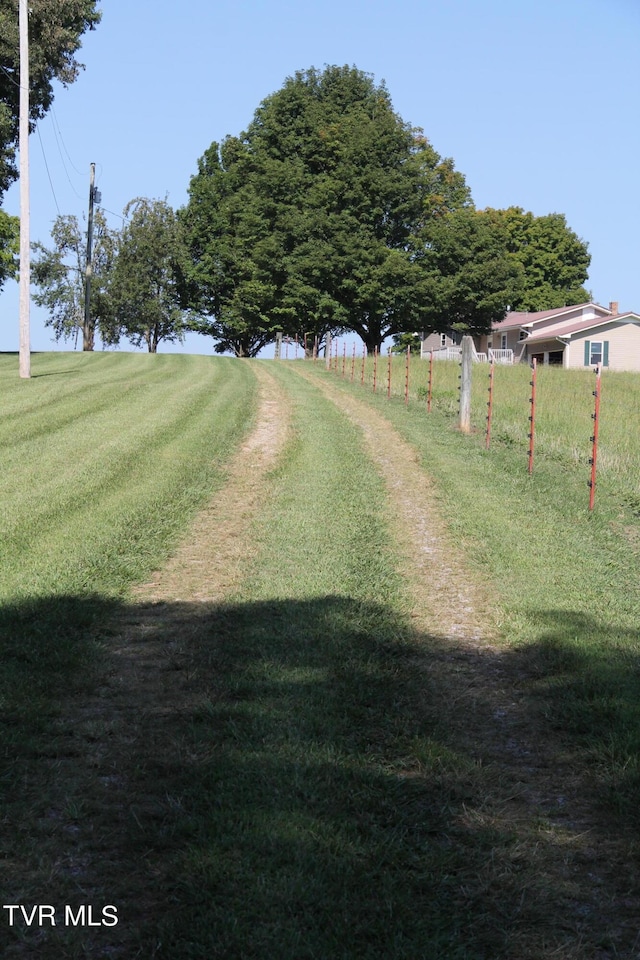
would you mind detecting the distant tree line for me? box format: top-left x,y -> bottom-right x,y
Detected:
5,58 -> 591,354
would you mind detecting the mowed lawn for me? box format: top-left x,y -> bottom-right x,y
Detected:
0,350 -> 257,784
0,351 -> 257,602
2,352 -> 640,959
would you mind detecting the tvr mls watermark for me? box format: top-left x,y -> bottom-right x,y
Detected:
3,904 -> 118,927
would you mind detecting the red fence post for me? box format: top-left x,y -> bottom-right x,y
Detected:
387,348 -> 392,399
361,345 -> 366,386
342,342 -> 346,377
373,347 -> 378,393
427,350 -> 433,412
589,363 -> 602,511
528,358 -> 537,474
405,346 -> 410,406
351,343 -> 356,381
486,360 -> 495,449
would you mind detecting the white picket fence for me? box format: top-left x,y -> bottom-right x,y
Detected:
488,348 -> 514,364
424,346 -> 514,365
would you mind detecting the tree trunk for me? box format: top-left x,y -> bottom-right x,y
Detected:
362,334 -> 383,356
82,320 -> 95,351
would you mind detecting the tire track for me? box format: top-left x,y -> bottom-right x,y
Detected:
9,364 -> 293,960
291,365 -> 639,958
132,362 -> 290,604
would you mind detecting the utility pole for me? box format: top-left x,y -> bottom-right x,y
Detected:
18,0 -> 30,378
83,162 -> 96,350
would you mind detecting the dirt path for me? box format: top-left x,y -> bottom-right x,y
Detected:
4,364 -> 292,960
95,360 -> 292,732
93,362 -> 292,753
133,362 -> 290,603
294,366 -> 640,958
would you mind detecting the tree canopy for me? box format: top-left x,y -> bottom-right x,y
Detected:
0,0 -> 101,201
481,206 -> 591,311
31,209 -> 116,349
419,207 -> 525,336
110,197 -> 187,353
179,140 -> 286,357
180,65 -> 472,354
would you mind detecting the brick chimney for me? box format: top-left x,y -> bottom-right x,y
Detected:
609,300 -> 619,315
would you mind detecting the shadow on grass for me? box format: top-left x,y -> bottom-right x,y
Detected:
29,369 -> 87,379
509,608 -> 640,811
1,595 -> 640,958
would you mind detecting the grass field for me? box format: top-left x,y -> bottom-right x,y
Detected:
322,354 -> 640,808
2,351 -> 640,958
0,352 -> 258,601
0,350 -> 257,820
333,349 -> 640,510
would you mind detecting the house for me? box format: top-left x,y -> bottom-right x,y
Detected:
422,301 -> 640,371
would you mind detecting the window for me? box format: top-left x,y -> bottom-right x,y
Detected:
501,334 -> 508,350
584,340 -> 610,367
519,330 -> 528,341
440,333 -> 447,348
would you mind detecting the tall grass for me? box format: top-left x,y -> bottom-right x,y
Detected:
2,352 -> 639,957
326,351 -> 640,508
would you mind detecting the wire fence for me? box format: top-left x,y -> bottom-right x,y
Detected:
293,342 -> 640,513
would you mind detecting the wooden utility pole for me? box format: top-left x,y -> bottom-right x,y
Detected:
83,162 -> 96,350
18,0 -> 30,378
459,336 -> 474,433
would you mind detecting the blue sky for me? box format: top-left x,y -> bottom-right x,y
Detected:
1,0 -> 639,355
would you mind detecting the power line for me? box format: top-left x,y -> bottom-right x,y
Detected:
36,124 -> 61,214
50,106 -> 86,180
100,206 -> 125,222
0,63 -> 19,87
48,117 -> 84,200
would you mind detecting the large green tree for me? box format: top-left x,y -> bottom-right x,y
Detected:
110,197 -> 187,353
418,207 -> 525,336
0,0 -> 101,200
31,209 -> 116,349
482,206 -> 591,310
179,139 -> 286,357
181,65 -> 472,355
